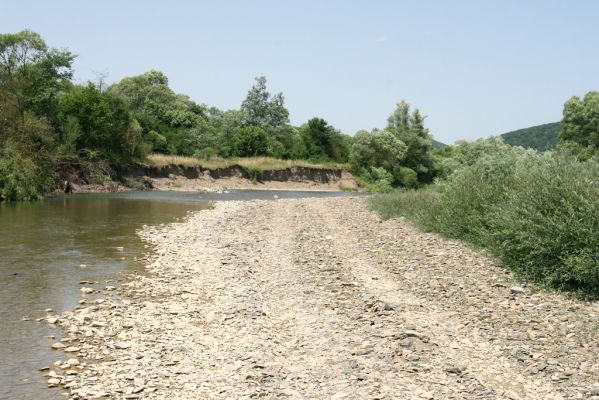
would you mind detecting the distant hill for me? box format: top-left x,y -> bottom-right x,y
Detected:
432,139 -> 447,149
500,122 -> 562,151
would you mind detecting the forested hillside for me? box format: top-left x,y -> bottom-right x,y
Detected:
500,122 -> 561,151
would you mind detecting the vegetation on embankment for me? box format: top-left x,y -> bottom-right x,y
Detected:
0,30 -> 438,201
370,91 -> 599,297
145,154 -> 349,171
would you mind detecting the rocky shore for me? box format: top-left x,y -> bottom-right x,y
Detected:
43,197 -> 599,399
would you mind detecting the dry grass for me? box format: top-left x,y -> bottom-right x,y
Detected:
145,154 -> 348,170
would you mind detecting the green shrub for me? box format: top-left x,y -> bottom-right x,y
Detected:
359,167 -> 394,192
394,166 -> 418,188
369,189 -> 438,221
370,151 -> 599,296
484,153 -> 599,292
0,150 -> 45,201
241,165 -> 264,182
232,126 -> 272,157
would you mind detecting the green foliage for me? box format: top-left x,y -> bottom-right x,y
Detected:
359,167 -> 394,193
240,76 -> 289,128
368,188 -> 438,221
387,102 -> 436,182
500,122 -> 561,151
394,166 -> 418,188
0,30 -> 74,120
300,118 -> 350,162
0,145 -> 44,201
484,153 -> 599,293
370,152 -> 599,297
560,91 -> 599,153
108,70 -> 216,156
350,129 -> 406,173
435,137 -> 522,177
1,29 -> 445,201
58,83 -> 135,161
231,126 -> 272,157
350,101 -> 436,190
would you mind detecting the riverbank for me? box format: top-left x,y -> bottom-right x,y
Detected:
52,158 -> 359,195
44,197 -> 598,399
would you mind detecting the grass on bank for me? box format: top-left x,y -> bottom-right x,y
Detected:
145,154 -> 349,171
369,152 -> 599,298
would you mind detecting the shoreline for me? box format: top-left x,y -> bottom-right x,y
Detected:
43,197 -> 598,399
49,164 -> 360,196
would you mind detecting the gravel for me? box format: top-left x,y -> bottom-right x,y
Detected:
45,197 -> 598,399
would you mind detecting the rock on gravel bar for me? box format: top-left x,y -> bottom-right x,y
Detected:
48,197 -> 598,399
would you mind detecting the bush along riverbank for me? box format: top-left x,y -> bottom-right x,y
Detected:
370,150 -> 599,298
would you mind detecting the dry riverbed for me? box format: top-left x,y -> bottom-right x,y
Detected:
44,197 -> 599,399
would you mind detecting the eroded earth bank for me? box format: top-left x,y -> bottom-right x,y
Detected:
47,198 -> 599,399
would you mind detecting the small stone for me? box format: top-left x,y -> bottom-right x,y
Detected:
114,342 -> 131,349
47,377 -> 60,386
510,286 -> 525,294
446,365 -> 466,374
80,287 -> 94,294
51,342 -> 66,350
47,317 -> 59,324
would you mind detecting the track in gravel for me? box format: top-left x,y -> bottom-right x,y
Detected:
51,198 -> 598,399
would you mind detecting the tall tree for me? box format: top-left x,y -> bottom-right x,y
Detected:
58,82 -> 135,161
0,30 -> 74,123
240,76 -> 289,128
386,101 -> 435,181
561,91 -> 599,150
300,117 -> 349,162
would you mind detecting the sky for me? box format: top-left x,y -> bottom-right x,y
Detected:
2,0 -> 599,144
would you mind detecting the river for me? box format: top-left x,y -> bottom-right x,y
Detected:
0,190 -> 350,399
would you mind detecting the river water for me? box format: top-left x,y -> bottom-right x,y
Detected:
0,190 -> 350,399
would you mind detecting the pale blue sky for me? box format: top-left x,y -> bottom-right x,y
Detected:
2,0 -> 598,143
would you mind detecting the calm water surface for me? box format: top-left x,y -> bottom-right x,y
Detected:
0,190 -> 351,399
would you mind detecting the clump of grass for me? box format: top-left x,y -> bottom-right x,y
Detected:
145,154 -> 205,168
368,188 -> 439,222
370,152 -> 599,297
145,154 -> 349,170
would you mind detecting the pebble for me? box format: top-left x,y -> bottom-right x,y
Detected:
43,198 -> 598,400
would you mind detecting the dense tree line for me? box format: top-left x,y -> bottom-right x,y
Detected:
0,30 -> 440,200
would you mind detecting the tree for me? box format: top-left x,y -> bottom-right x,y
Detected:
232,126 -> 272,157
386,101 -> 436,182
300,118 -> 350,162
58,82 -> 135,161
560,91 -> 599,151
240,76 -> 289,128
349,129 -> 407,173
0,30 -> 74,122
109,70 -> 215,155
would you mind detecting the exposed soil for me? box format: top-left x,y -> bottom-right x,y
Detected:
45,197 -> 598,399
54,163 -> 359,194
148,169 -> 358,192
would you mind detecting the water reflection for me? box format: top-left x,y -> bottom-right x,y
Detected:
0,194 -> 209,399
